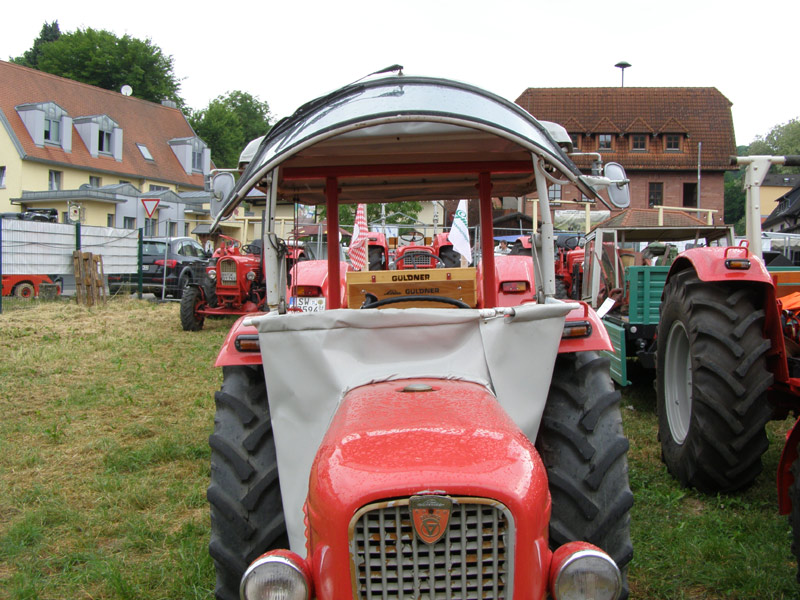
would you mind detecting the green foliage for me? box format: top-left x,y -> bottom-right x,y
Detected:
748,118 -> 800,173
189,91 -> 272,168
10,21 -> 61,68
335,202 -> 424,228
30,27 -> 182,106
724,170 -> 746,227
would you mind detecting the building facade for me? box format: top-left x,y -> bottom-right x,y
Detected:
515,87 -> 737,225
0,60 -> 214,235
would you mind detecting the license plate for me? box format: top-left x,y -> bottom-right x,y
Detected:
142,265 -> 152,272
290,297 -> 326,312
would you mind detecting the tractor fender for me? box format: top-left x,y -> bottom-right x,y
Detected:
667,247 -> 788,382
778,416 -> 800,515
557,301 -> 613,354
215,314 -> 264,367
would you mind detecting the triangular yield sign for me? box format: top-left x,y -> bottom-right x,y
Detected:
141,198 -> 160,218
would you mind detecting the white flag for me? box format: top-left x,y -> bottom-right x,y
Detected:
448,199 -> 471,263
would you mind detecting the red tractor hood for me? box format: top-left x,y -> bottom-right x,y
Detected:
310,378 -> 546,503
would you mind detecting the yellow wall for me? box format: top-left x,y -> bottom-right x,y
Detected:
0,130 -> 21,212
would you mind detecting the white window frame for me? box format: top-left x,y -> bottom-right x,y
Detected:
48,170 -> 62,191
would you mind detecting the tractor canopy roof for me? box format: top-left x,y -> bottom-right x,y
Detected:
211,71 -> 600,230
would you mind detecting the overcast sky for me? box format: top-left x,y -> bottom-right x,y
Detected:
3,0 -> 797,146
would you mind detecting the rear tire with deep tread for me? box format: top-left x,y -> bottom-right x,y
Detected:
656,269 -> 773,493
207,365 -> 287,600
538,351 -> 633,598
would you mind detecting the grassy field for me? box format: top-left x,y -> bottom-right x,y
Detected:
0,299 -> 797,599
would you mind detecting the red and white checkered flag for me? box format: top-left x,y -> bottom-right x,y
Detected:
348,203 -> 369,271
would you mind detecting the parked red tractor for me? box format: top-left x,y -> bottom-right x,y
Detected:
204,70 -> 634,600
652,154 -> 800,577
180,235 -> 269,331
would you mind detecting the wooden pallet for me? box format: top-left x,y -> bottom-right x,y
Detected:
73,251 -> 106,306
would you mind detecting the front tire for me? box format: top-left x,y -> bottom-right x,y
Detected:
180,286 -> 206,331
538,351 -> 633,598
14,282 -> 35,299
208,366 -> 287,600
657,269 -> 773,493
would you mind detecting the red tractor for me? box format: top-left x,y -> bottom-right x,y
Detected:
653,154 -> 800,577
2,274 -> 61,299
180,235 -> 269,331
204,71 -> 633,600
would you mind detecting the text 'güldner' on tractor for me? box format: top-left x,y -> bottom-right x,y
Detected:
205,69 -> 634,600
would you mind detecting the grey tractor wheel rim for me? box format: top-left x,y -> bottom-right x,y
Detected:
665,320 -> 692,444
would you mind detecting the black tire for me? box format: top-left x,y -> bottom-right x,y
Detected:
538,351 -> 633,598
554,277 -> 568,299
656,269 -> 773,493
571,263 -> 582,300
173,272 -> 190,299
208,366 -> 288,600
180,286 -> 206,331
14,282 -> 35,299
790,445 -> 800,583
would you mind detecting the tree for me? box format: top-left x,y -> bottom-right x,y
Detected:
748,118 -> 800,172
31,27 -> 182,106
10,21 -> 61,68
189,91 -> 273,169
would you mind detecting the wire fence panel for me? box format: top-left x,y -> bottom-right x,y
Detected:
1,219 -> 141,311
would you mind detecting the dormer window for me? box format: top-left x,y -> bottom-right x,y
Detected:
16,101 -> 73,152
44,115 -> 60,143
99,129 -> 112,153
74,114 -> 122,161
169,136 -> 210,175
665,134 -> 682,151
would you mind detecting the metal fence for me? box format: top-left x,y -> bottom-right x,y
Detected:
0,218 -> 139,313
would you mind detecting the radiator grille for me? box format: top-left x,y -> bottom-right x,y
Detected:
350,497 -> 513,600
219,258 -> 237,284
399,251 -> 436,269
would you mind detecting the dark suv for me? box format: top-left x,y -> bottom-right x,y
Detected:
140,237 -> 209,299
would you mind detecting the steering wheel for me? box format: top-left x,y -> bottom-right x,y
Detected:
399,231 -> 425,244
241,244 -> 258,255
361,294 -> 471,309
562,235 -> 582,250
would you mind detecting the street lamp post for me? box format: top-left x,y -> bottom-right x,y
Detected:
615,61 -> 631,87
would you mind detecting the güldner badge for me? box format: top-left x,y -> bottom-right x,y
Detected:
409,495 -> 453,544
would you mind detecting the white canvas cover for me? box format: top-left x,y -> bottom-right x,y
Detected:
246,302 -> 577,554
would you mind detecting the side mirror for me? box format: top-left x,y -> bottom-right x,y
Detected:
210,172 -> 236,221
603,162 -> 631,209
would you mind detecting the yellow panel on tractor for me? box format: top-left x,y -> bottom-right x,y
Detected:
346,268 -> 477,309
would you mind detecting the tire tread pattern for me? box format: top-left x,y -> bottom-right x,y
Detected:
208,366 -> 287,600
538,351 -> 633,599
656,269 -> 774,493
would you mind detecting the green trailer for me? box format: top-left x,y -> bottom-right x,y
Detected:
580,208 -> 733,386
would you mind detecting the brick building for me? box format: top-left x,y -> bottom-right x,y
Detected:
515,87 -> 737,224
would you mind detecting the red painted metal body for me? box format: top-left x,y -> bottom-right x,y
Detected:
1,274 -> 59,298
306,378 -> 552,600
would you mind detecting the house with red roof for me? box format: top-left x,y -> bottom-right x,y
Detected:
0,60 -> 214,235
516,87 -> 736,224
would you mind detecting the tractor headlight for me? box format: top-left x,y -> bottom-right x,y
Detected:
240,551 -> 311,600
550,543 -> 621,600
208,269 -> 217,280
246,270 -> 256,281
